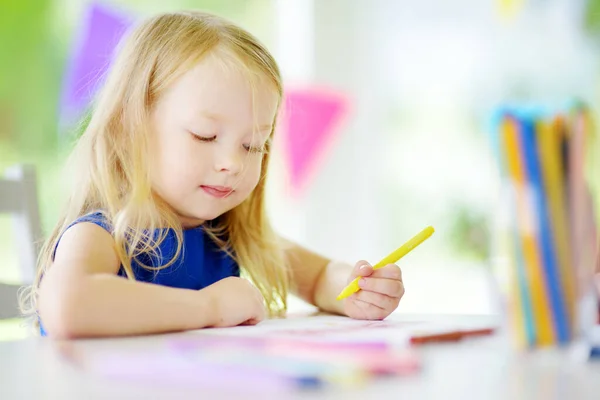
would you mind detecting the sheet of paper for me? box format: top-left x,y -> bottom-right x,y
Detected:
188,314 -> 495,346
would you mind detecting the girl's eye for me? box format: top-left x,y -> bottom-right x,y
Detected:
190,132 -> 216,142
243,144 -> 265,154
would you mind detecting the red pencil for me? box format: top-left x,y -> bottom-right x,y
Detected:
410,328 -> 495,345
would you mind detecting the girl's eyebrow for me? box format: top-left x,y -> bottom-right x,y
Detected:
199,111 -> 223,123
200,111 -> 272,131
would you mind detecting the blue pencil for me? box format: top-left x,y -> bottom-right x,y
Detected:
520,117 -> 569,344
500,114 -> 536,346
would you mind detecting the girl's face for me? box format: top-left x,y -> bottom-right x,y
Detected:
149,52 -> 278,228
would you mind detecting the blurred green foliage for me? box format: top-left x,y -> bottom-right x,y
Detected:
447,204 -> 490,262
585,0 -> 600,33
0,0 -> 59,152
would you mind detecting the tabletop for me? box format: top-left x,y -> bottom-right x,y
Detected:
1,313 -> 599,400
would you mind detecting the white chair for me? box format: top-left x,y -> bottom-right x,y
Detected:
0,165 -> 42,319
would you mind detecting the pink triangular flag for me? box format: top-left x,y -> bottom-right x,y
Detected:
279,87 -> 350,197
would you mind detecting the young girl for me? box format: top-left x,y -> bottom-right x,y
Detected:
21,10 -> 405,338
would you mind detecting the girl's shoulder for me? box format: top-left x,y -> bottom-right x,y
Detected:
69,210 -> 112,233
52,211 -> 113,261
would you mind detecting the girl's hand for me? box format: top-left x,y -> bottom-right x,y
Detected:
342,261 -> 404,320
205,277 -> 266,327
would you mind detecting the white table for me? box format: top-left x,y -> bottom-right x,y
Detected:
1,313 -> 599,400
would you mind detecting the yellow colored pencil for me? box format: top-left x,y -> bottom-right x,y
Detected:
537,119 -> 574,338
499,117 -> 529,349
504,118 -> 556,346
336,226 -> 434,301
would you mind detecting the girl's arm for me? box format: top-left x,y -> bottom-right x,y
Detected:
280,237 -> 350,315
281,237 -> 405,320
39,223 -> 263,338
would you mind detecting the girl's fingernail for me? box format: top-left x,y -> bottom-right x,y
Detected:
359,278 -> 367,287
359,264 -> 370,271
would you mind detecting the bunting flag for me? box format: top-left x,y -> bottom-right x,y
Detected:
278,87 -> 351,197
59,2 -> 132,129
496,0 -> 525,21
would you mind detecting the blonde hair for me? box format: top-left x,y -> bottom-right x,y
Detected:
20,11 -> 289,321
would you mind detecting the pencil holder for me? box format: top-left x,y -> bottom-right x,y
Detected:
489,103 -> 598,349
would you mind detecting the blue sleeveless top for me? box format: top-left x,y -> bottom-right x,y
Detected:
40,212 -> 239,335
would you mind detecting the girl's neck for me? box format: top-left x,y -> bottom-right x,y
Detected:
179,215 -> 206,230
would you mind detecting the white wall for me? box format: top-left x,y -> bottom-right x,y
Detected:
268,0 -> 598,314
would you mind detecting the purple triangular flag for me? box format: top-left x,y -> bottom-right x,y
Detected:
59,2 -> 132,130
